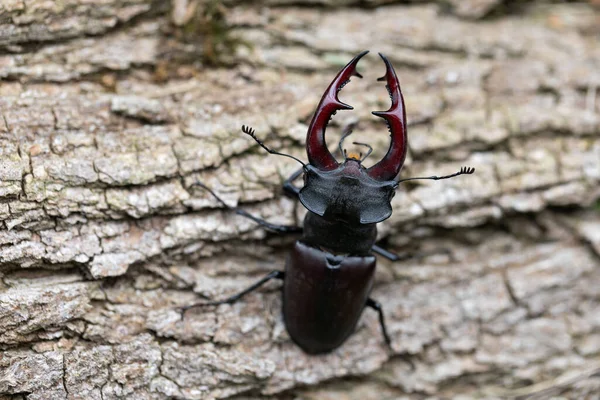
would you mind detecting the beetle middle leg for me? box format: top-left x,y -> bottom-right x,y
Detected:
191,181 -> 302,234
371,245 -> 413,261
182,270 -> 285,317
366,298 -> 391,347
371,245 -> 452,262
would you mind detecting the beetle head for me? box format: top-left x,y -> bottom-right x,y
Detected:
299,160 -> 397,224
300,51 -> 407,224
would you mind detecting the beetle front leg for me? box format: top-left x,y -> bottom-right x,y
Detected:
181,270 -> 285,318
283,167 -> 303,198
366,298 -> 392,348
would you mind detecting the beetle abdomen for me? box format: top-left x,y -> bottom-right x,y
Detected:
283,241 -> 376,354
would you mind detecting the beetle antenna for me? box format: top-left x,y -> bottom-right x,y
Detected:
352,141 -> 373,161
396,166 -> 475,183
241,125 -> 306,168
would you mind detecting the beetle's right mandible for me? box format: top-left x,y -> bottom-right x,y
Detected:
305,50 -> 369,171
367,53 -> 408,181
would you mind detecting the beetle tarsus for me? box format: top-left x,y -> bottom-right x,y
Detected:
366,298 -> 392,347
181,270 -> 285,320
396,166 -> 475,184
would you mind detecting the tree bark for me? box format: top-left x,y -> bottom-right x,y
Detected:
1,1 -> 600,399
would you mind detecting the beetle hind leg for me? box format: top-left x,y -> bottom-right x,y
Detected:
366,298 -> 392,348
181,270 -> 285,319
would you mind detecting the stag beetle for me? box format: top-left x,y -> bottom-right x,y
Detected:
183,51 -> 474,354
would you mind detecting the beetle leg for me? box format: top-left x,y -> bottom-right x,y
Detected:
372,245 -> 453,262
366,298 -> 392,348
182,270 -> 285,317
283,167 -> 304,198
396,166 -> 475,184
191,181 -> 302,234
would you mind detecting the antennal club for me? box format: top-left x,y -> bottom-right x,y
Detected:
241,125 -> 306,168
396,166 -> 475,183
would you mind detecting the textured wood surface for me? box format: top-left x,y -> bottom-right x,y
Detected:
0,1 -> 599,399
